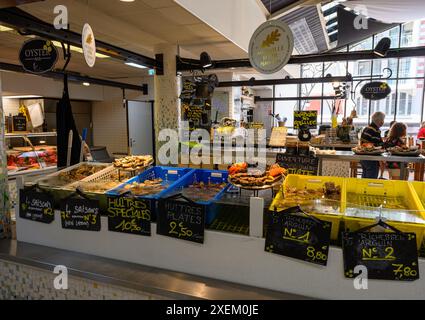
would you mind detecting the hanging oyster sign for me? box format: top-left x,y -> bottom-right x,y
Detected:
249,20 -> 294,74
361,81 -> 391,100
19,38 -> 58,74
82,23 -> 96,67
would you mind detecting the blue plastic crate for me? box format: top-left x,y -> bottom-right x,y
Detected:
160,169 -> 230,224
106,166 -> 194,222
106,166 -> 193,199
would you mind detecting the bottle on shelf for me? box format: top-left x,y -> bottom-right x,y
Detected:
7,113 -> 13,133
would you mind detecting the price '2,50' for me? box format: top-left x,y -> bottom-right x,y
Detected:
169,221 -> 193,238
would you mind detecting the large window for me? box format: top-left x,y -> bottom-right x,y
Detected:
273,19 -> 425,136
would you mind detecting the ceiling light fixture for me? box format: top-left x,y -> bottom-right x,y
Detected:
0,25 -> 13,32
374,37 -> 391,57
4,95 -> 42,99
120,0 -> 135,2
200,52 -> 213,69
82,82 -> 90,86
125,62 -> 147,69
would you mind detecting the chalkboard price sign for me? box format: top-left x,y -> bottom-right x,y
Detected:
294,111 -> 317,129
157,199 -> 206,244
60,198 -> 101,231
342,232 -> 419,281
13,115 -> 27,132
107,197 -> 151,236
276,153 -> 318,176
265,208 -> 331,266
19,190 -> 55,224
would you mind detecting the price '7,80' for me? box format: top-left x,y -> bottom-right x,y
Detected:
169,221 -> 193,238
392,263 -> 418,279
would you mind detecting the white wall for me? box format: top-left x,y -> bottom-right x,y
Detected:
253,89 -> 273,136
91,77 -> 154,155
174,0 -> 266,52
2,98 -> 20,116
1,71 -> 154,155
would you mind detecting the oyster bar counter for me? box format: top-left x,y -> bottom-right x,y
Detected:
18,157 -> 425,248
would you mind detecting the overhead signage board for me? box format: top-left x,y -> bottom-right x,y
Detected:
82,23 -> 96,68
360,82 -> 391,100
249,20 -> 294,74
19,38 -> 58,74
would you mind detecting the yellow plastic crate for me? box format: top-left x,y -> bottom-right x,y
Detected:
411,181 -> 425,209
343,178 -> 425,249
269,175 -> 345,241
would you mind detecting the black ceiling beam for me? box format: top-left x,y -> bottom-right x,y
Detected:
177,46 -> 425,71
218,76 -> 352,88
0,7 -> 160,70
255,95 -> 339,102
0,62 -> 148,93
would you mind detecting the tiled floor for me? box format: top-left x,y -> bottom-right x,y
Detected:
0,240 -> 309,300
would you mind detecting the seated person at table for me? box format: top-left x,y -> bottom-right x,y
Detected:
360,112 -> 385,179
380,121 -> 397,178
418,122 -> 425,140
384,122 -> 408,180
384,121 -> 396,140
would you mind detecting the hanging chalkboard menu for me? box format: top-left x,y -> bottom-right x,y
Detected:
294,111 -> 317,129
157,198 -> 206,244
342,231 -> 419,281
180,79 -> 196,102
60,198 -> 101,231
276,153 -> 318,175
19,190 -> 55,224
265,208 -> 331,266
107,196 -> 151,236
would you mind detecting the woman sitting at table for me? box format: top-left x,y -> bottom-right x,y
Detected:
384,122 -> 408,180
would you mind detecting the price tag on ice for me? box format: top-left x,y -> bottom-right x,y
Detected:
157,199 -> 206,244
342,232 -> 419,281
60,198 -> 101,231
265,208 -> 331,266
107,196 -> 151,236
19,190 -> 55,224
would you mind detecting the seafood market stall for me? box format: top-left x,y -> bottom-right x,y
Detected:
14,152 -> 425,298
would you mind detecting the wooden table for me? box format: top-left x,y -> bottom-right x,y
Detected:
315,151 -> 425,180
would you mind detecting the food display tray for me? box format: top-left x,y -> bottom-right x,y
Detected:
228,175 -> 284,190
34,162 -> 112,190
343,178 -> 425,249
270,175 -> 345,241
107,166 -> 194,199
389,151 -> 422,157
25,162 -> 112,209
160,169 -> 230,224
